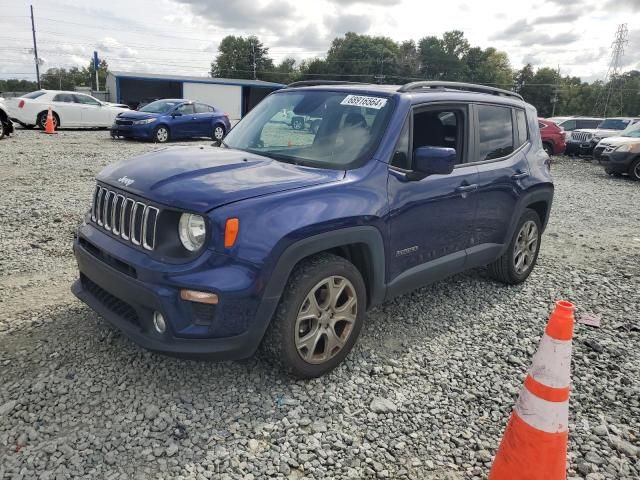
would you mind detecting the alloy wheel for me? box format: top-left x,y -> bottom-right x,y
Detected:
213,126 -> 225,140
513,220 -> 538,275
294,275 -> 357,364
156,127 -> 168,142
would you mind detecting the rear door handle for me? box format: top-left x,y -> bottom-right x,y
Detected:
511,171 -> 529,180
455,184 -> 478,193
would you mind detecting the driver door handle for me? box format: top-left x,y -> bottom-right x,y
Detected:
455,184 -> 478,193
511,171 -> 529,180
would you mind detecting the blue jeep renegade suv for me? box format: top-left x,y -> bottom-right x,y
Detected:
72,81 -> 553,378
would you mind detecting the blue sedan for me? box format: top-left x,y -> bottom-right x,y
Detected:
111,99 -> 231,143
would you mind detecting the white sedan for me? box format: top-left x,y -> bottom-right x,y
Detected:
6,90 -> 129,130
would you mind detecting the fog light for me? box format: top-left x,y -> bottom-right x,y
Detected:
153,311 -> 167,334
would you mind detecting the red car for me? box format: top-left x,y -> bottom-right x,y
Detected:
539,118 -> 566,156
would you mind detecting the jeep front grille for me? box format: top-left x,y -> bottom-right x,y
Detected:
91,185 -> 159,251
571,131 -> 593,142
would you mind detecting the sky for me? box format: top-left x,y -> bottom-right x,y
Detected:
0,0 -> 639,83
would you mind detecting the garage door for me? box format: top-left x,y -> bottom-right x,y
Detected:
183,83 -> 242,123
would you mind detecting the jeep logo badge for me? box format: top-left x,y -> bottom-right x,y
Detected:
117,176 -> 135,187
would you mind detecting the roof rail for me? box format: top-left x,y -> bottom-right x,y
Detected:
398,81 -> 523,100
286,80 -> 371,88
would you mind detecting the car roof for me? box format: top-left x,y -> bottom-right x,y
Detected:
279,82 -> 528,108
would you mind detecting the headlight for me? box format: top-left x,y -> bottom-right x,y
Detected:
614,144 -> 632,152
178,213 -> 206,251
133,118 -> 157,125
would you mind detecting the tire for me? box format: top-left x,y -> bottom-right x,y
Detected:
0,121 -> 4,140
542,142 -> 553,156
629,158 -> 640,181
212,124 -> 226,142
487,209 -> 542,285
153,125 -> 170,143
261,253 -> 366,378
37,111 -> 58,130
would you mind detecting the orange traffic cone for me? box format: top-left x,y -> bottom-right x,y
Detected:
489,300 -> 575,480
43,106 -> 57,134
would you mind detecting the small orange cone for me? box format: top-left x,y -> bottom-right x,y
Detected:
43,106 -> 57,134
489,300 -> 575,480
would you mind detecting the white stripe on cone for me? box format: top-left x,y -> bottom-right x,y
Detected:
528,334 -> 572,388
514,388 -> 569,433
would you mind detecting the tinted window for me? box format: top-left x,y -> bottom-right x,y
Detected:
577,120 -> 600,129
560,119 -> 576,130
477,105 -> 514,161
53,93 -> 74,103
73,94 -> 101,106
22,90 -> 46,99
597,119 -> 630,130
516,110 -> 528,147
195,103 -> 213,113
139,100 -> 181,114
176,104 -> 195,115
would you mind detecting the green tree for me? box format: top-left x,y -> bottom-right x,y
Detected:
418,30 -> 469,81
0,78 -> 38,93
211,35 -> 274,80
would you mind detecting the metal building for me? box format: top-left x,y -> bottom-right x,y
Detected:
105,71 -> 284,123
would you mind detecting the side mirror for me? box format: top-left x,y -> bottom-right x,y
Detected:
412,146 -> 456,177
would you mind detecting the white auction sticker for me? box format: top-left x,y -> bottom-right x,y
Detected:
340,95 -> 388,109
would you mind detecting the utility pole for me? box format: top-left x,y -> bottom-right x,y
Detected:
551,65 -> 560,117
251,43 -> 257,80
30,4 -> 41,89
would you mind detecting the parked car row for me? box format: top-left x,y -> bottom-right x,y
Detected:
3,90 -> 230,143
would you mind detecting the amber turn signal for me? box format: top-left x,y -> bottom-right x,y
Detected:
224,217 -> 239,248
180,290 -> 219,304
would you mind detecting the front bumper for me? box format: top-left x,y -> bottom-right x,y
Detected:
565,140 -> 595,155
110,122 -> 154,139
72,224 -> 279,358
600,151 -> 635,174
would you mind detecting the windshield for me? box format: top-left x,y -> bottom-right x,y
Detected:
597,119 -> 631,130
222,90 -> 394,169
139,100 -> 181,114
621,124 -> 640,138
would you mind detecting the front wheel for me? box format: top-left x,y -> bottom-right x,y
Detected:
212,124 -> 226,142
487,209 -> 542,285
153,125 -> 170,143
0,121 -> 4,140
261,253 -> 366,378
629,158 -> 640,181
542,143 -> 553,156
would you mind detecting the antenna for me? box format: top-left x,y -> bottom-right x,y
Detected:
593,24 -> 628,117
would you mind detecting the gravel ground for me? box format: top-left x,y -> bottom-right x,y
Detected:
0,129 -> 639,480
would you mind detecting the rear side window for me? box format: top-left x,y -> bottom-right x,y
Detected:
477,105 -> 514,161
515,110 -> 529,148
561,119 -> 577,130
578,120 -> 600,129
53,93 -> 74,103
22,90 -> 46,99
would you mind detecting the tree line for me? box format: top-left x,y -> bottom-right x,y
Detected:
211,31 -> 640,118
2,31 -> 638,118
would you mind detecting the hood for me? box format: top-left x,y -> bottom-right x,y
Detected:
117,110 -> 160,120
598,135 -> 640,147
96,146 -> 344,213
574,128 -> 624,137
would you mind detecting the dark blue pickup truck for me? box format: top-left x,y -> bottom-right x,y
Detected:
72,81 -> 553,378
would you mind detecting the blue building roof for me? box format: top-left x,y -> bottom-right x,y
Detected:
109,71 -> 285,89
